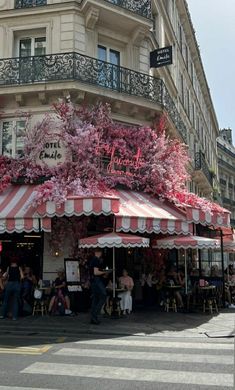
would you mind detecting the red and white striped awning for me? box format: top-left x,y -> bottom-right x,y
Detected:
114,190 -> 192,235
36,194 -> 119,218
0,185 -> 51,233
79,232 -> 150,248
186,207 -> 230,228
153,235 -> 220,250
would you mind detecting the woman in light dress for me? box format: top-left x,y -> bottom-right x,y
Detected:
118,269 -> 134,315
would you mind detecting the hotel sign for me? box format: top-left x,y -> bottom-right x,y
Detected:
150,46 -> 173,68
37,139 -> 67,167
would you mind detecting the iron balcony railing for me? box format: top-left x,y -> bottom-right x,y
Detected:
222,197 -> 231,205
15,0 -> 47,8
230,218 -> 235,227
218,158 -> 234,171
104,0 -> 152,19
0,52 -> 186,141
14,0 -> 151,18
195,151 -> 213,186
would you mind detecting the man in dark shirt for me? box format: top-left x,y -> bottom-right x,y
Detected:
90,249 -> 108,325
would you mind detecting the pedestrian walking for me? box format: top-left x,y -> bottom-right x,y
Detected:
0,255 -> 24,320
89,249 -> 109,325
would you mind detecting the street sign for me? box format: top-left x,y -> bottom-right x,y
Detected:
150,46 -> 173,68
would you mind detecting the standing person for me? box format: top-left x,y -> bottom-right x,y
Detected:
0,256 -> 24,320
89,249 -> 109,325
0,267 -> 6,303
118,269 -> 134,315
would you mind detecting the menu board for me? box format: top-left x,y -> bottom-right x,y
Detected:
64,259 -> 80,284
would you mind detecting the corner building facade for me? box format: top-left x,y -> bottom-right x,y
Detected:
0,0 -> 221,278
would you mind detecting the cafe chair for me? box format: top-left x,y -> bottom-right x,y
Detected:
164,297 -> 177,313
32,289 -> 47,316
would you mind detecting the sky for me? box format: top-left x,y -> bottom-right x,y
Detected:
187,0 -> 235,142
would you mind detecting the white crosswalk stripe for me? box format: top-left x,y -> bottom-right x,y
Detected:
0,387 -> 56,390
55,346 -> 233,365
20,336 -> 235,388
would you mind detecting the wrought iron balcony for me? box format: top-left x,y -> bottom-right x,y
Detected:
15,0 -> 47,8
104,0 -> 152,19
162,85 -> 187,142
222,197 -> 231,205
0,52 -> 163,104
230,218 -> 235,227
0,52 -> 187,141
195,151 -> 213,186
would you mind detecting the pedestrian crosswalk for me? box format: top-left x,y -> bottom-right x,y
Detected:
20,335 -> 234,389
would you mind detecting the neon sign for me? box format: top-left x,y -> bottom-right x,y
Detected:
95,143 -> 145,177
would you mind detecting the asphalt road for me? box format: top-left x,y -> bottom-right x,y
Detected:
0,330 -> 234,390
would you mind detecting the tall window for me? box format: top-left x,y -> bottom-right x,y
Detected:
97,45 -> 120,90
19,37 -> 46,57
180,74 -> 184,105
0,120 -> 26,158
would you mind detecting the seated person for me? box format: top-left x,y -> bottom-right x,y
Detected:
166,265 -> 179,285
155,268 -> 167,306
118,269 -> 134,315
178,268 -> 192,309
48,270 -> 72,315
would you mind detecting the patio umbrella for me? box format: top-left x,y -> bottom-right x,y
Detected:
153,235 -> 220,294
79,232 -> 150,298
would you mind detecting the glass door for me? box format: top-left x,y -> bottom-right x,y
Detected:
97,45 -> 120,91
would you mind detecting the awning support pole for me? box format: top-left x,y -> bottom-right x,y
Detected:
220,229 -> 225,307
184,249 -> 188,296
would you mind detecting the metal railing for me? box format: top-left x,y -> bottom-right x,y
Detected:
222,197 -> 231,205
104,0 -> 152,19
0,52 -> 187,142
220,178 -> 226,186
230,218 -> 235,227
194,151 -> 213,186
218,158 -> 234,171
14,0 -> 151,18
15,0 -> 47,8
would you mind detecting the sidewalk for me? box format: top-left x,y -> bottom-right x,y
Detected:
0,309 -> 234,340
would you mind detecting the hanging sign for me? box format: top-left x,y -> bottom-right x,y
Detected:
95,143 -> 145,178
150,46 -> 173,68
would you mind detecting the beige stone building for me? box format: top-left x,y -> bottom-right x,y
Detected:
217,129 -> 235,228
0,0 -> 219,195
0,0 -> 223,276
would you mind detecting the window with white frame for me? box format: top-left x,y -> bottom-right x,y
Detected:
97,45 -> 121,90
19,36 -> 46,57
0,120 -> 26,158
14,29 -> 46,58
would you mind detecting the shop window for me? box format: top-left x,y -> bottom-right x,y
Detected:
97,45 -> 120,91
0,120 -> 26,158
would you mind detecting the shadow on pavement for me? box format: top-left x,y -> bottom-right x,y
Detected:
0,308 -> 234,348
